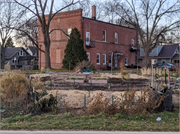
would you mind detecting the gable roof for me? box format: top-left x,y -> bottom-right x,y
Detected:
5,47 -> 28,59
27,46 -> 37,54
157,44 -> 179,58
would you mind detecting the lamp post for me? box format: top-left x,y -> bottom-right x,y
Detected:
165,66 -> 167,85
39,45 -> 41,70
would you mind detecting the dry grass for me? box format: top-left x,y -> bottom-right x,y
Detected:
87,87 -> 165,116
141,67 -> 166,76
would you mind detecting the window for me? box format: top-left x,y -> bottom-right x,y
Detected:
97,53 -> 100,64
86,32 -> 90,45
19,50 -> 23,56
103,30 -> 106,42
103,54 -> 106,65
56,49 -> 61,64
109,54 -> 112,64
132,39 -> 134,46
87,52 -> 90,61
115,32 -> 118,43
67,28 -> 72,39
125,57 -> 128,66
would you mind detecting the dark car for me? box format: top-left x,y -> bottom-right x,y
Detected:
153,63 -> 175,71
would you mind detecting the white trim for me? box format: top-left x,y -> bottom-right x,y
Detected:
97,53 -> 100,65
115,32 -> 118,44
103,54 -> 106,65
103,30 -> 106,42
67,28 -> 72,39
87,52 -> 90,61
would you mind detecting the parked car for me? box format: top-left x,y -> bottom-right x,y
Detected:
153,63 -> 176,71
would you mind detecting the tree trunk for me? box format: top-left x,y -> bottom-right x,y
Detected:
1,47 -> 5,69
43,32 -> 51,69
45,45 -> 51,68
143,51 -> 150,68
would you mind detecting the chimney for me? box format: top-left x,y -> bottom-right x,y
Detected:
92,5 -> 96,20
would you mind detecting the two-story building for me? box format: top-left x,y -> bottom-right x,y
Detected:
4,47 -> 38,70
38,5 -> 138,70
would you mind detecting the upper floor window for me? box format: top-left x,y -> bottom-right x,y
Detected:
131,39 -> 134,46
103,30 -> 106,42
86,32 -> 90,46
67,28 -> 72,39
115,32 -> 118,43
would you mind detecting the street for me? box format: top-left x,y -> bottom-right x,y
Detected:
0,131 -> 179,134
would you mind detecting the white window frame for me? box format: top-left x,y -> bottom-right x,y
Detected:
97,53 -> 100,65
115,32 -> 118,44
103,30 -> 106,42
86,32 -> 90,45
103,54 -> 106,65
87,52 -> 90,61
67,28 -> 72,39
125,57 -> 128,66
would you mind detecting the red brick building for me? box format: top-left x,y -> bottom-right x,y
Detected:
38,6 -> 138,70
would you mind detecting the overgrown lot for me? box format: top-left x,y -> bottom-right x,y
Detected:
1,110 -> 179,131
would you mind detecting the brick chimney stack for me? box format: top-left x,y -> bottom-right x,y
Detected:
92,5 -> 96,20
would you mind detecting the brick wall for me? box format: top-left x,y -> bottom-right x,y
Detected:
83,18 -> 137,70
38,9 -> 83,69
38,9 -> 138,70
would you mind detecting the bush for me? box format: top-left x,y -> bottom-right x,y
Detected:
0,71 -> 29,100
62,28 -> 88,70
33,65 -> 38,70
40,67 -> 46,73
4,61 -> 11,71
76,60 -> 96,73
88,87 -> 165,116
161,73 -> 168,77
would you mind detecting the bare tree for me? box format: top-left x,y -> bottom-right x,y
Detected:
0,0 -> 25,68
15,18 -> 38,47
104,0 -> 180,67
61,0 -> 106,20
14,0 -> 80,69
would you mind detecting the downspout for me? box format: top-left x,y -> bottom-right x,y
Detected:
82,17 -> 84,46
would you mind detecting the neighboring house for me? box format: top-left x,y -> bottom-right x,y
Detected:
139,44 -> 179,66
38,5 -> 138,70
26,46 -> 38,66
4,47 -> 37,70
